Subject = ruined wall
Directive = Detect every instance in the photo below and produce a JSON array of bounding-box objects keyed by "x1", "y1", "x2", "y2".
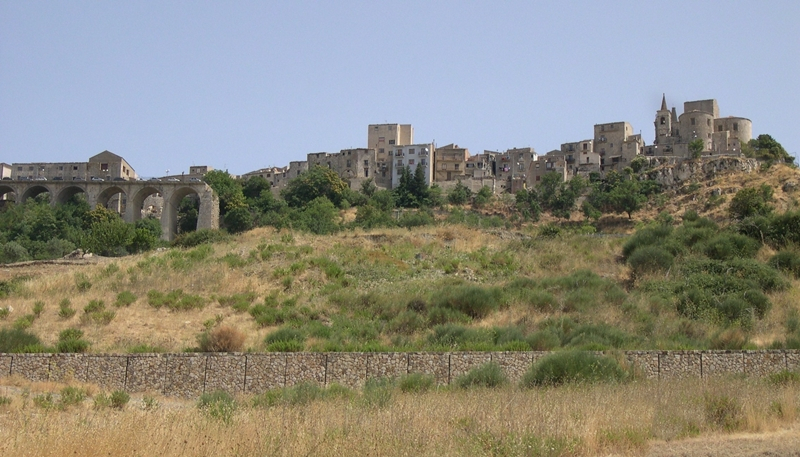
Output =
[{"x1": 0, "y1": 350, "x2": 796, "y2": 398}]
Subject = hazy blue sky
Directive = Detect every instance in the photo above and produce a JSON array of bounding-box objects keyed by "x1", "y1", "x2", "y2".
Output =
[{"x1": 2, "y1": 1, "x2": 798, "y2": 177}]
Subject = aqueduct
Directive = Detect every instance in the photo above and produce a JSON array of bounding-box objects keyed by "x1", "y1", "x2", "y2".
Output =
[{"x1": 0, "y1": 180, "x2": 219, "y2": 241}]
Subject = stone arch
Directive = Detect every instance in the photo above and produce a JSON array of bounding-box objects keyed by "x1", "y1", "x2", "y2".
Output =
[
  {"x1": 0, "y1": 184, "x2": 17, "y2": 203},
  {"x1": 127, "y1": 186, "x2": 162, "y2": 223},
  {"x1": 163, "y1": 186, "x2": 202, "y2": 240},
  {"x1": 54, "y1": 185, "x2": 87, "y2": 205},
  {"x1": 20, "y1": 184, "x2": 52, "y2": 204},
  {"x1": 96, "y1": 185, "x2": 127, "y2": 215}
]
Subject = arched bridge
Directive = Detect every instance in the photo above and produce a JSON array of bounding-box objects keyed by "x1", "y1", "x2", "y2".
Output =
[{"x1": 0, "y1": 180, "x2": 219, "y2": 241}]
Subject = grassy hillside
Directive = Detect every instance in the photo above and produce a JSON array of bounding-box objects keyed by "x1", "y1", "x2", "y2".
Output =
[{"x1": 1, "y1": 163, "x2": 800, "y2": 354}]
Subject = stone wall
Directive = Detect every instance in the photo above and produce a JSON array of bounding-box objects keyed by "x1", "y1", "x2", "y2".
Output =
[{"x1": 0, "y1": 350, "x2": 796, "y2": 398}]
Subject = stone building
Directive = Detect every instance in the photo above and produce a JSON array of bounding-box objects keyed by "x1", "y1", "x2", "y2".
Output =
[
  {"x1": 494, "y1": 147, "x2": 536, "y2": 193},
  {"x1": 434, "y1": 144, "x2": 469, "y2": 182},
  {"x1": 11, "y1": 151, "x2": 137, "y2": 182},
  {"x1": 390, "y1": 143, "x2": 434, "y2": 189},
  {"x1": 593, "y1": 122, "x2": 644, "y2": 172},
  {"x1": 369, "y1": 124, "x2": 413, "y2": 188},
  {"x1": 646, "y1": 95, "x2": 752, "y2": 157}
]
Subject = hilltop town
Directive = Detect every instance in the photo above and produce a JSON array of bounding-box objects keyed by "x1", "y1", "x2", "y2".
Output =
[{"x1": 2, "y1": 95, "x2": 755, "y2": 198}]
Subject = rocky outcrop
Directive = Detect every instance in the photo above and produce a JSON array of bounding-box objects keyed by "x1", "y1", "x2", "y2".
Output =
[{"x1": 643, "y1": 157, "x2": 759, "y2": 189}]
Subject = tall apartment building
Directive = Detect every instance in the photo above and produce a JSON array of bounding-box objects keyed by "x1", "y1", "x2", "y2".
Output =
[
  {"x1": 390, "y1": 143, "x2": 434, "y2": 189},
  {"x1": 368, "y1": 124, "x2": 413, "y2": 188}
]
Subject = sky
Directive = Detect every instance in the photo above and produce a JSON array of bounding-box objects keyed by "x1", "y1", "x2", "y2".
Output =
[{"x1": 2, "y1": 1, "x2": 799, "y2": 178}]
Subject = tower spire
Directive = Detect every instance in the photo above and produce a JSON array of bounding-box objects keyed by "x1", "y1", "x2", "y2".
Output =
[{"x1": 660, "y1": 93, "x2": 667, "y2": 111}]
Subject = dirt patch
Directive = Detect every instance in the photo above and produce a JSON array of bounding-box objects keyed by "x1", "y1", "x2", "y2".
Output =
[{"x1": 646, "y1": 427, "x2": 800, "y2": 457}]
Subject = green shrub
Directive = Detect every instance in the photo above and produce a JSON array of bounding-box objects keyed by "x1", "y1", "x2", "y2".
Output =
[
  {"x1": 13, "y1": 314, "x2": 35, "y2": 330},
  {"x1": 197, "y1": 390, "x2": 236, "y2": 423},
  {"x1": 218, "y1": 292, "x2": 257, "y2": 312},
  {"x1": 769, "y1": 251, "x2": 800, "y2": 278},
  {"x1": 520, "y1": 351, "x2": 629, "y2": 387},
  {"x1": 398, "y1": 373, "x2": 435, "y2": 393},
  {"x1": 704, "y1": 393, "x2": 742, "y2": 431},
  {"x1": 622, "y1": 224, "x2": 673, "y2": 258},
  {"x1": 697, "y1": 232, "x2": 760, "y2": 260},
  {"x1": 0, "y1": 328, "x2": 42, "y2": 352},
  {"x1": 57, "y1": 328, "x2": 90, "y2": 353},
  {"x1": 32, "y1": 301, "x2": 45, "y2": 317},
  {"x1": 627, "y1": 245, "x2": 674, "y2": 275},
  {"x1": 59, "y1": 386, "x2": 88, "y2": 407},
  {"x1": 147, "y1": 289, "x2": 205, "y2": 311},
  {"x1": 265, "y1": 327, "x2": 305, "y2": 350},
  {"x1": 0, "y1": 307, "x2": 8, "y2": 320},
  {"x1": 110, "y1": 390, "x2": 130, "y2": 409},
  {"x1": 525, "y1": 330, "x2": 561, "y2": 351},
  {"x1": 428, "y1": 324, "x2": 492, "y2": 349},
  {"x1": 114, "y1": 291, "x2": 137, "y2": 307},
  {"x1": 83, "y1": 299, "x2": 105, "y2": 314},
  {"x1": 74, "y1": 273, "x2": 92, "y2": 292},
  {"x1": 58, "y1": 299, "x2": 76, "y2": 319},
  {"x1": 426, "y1": 306, "x2": 470, "y2": 325},
  {"x1": 432, "y1": 284, "x2": 504, "y2": 319},
  {"x1": 768, "y1": 370, "x2": 800, "y2": 385},
  {"x1": 454, "y1": 362, "x2": 507, "y2": 389},
  {"x1": 173, "y1": 229, "x2": 232, "y2": 248},
  {"x1": 360, "y1": 377, "x2": 394, "y2": 408}
]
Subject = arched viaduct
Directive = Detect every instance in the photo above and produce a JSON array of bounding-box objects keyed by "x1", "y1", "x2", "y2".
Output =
[{"x1": 0, "y1": 180, "x2": 219, "y2": 241}]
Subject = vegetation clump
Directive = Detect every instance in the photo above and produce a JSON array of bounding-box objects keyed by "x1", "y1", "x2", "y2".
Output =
[{"x1": 520, "y1": 351, "x2": 629, "y2": 387}]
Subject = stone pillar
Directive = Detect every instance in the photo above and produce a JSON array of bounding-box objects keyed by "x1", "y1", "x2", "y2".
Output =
[{"x1": 197, "y1": 185, "x2": 220, "y2": 232}]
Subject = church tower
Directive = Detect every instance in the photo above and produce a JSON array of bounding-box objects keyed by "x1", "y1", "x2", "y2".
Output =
[{"x1": 654, "y1": 94, "x2": 673, "y2": 143}]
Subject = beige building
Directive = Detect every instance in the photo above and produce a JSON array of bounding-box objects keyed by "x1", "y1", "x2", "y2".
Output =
[
  {"x1": 368, "y1": 124, "x2": 413, "y2": 188},
  {"x1": 647, "y1": 95, "x2": 752, "y2": 157},
  {"x1": 11, "y1": 150, "x2": 137, "y2": 181},
  {"x1": 593, "y1": 122, "x2": 643, "y2": 171},
  {"x1": 434, "y1": 144, "x2": 469, "y2": 182}
]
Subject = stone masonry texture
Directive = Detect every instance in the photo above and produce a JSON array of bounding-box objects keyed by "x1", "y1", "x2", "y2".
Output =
[{"x1": 0, "y1": 350, "x2": 798, "y2": 399}]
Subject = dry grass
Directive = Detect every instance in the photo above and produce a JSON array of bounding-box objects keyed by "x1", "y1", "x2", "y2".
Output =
[{"x1": 0, "y1": 376, "x2": 798, "y2": 456}]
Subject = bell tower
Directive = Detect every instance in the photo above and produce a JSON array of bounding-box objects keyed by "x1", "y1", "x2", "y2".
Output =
[{"x1": 654, "y1": 93, "x2": 672, "y2": 143}]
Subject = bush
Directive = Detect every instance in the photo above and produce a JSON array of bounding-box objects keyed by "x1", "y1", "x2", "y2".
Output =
[
  {"x1": 520, "y1": 351, "x2": 629, "y2": 387},
  {"x1": 57, "y1": 328, "x2": 90, "y2": 353},
  {"x1": 0, "y1": 241, "x2": 31, "y2": 264},
  {"x1": 114, "y1": 291, "x2": 137, "y2": 307},
  {"x1": 454, "y1": 362, "x2": 507, "y2": 389},
  {"x1": 704, "y1": 393, "x2": 742, "y2": 431},
  {"x1": 59, "y1": 386, "x2": 87, "y2": 408},
  {"x1": 769, "y1": 251, "x2": 800, "y2": 278},
  {"x1": 197, "y1": 325, "x2": 246, "y2": 352},
  {"x1": 0, "y1": 328, "x2": 41, "y2": 352},
  {"x1": 110, "y1": 390, "x2": 130, "y2": 409},
  {"x1": 697, "y1": 232, "x2": 760, "y2": 260},
  {"x1": 622, "y1": 224, "x2": 673, "y2": 259},
  {"x1": 360, "y1": 377, "x2": 394, "y2": 408},
  {"x1": 58, "y1": 299, "x2": 76, "y2": 319},
  {"x1": 265, "y1": 327, "x2": 305, "y2": 346},
  {"x1": 627, "y1": 245, "x2": 674, "y2": 275},
  {"x1": 197, "y1": 390, "x2": 236, "y2": 423},
  {"x1": 398, "y1": 373, "x2": 435, "y2": 393},
  {"x1": 432, "y1": 284, "x2": 504, "y2": 319},
  {"x1": 147, "y1": 289, "x2": 206, "y2": 311},
  {"x1": 526, "y1": 330, "x2": 562, "y2": 351}
]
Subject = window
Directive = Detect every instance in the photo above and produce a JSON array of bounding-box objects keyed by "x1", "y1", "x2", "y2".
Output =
[
  {"x1": 707, "y1": 119, "x2": 711, "y2": 126},
  {"x1": 17, "y1": 166, "x2": 21, "y2": 171},
  {"x1": 101, "y1": 163, "x2": 109, "y2": 171},
  {"x1": 59, "y1": 166, "x2": 64, "y2": 171},
  {"x1": 389, "y1": 139, "x2": 395, "y2": 145},
  {"x1": 454, "y1": 164, "x2": 460, "y2": 170},
  {"x1": 441, "y1": 163, "x2": 446, "y2": 169},
  {"x1": 708, "y1": 133, "x2": 711, "y2": 139},
  {"x1": 408, "y1": 159, "x2": 415, "y2": 165},
  {"x1": 346, "y1": 160, "x2": 351, "y2": 167},
  {"x1": 409, "y1": 149, "x2": 415, "y2": 154},
  {"x1": 396, "y1": 160, "x2": 403, "y2": 166},
  {"x1": 660, "y1": 116, "x2": 665, "y2": 125},
  {"x1": 28, "y1": 166, "x2": 33, "y2": 171},
  {"x1": 583, "y1": 143, "x2": 588, "y2": 150},
  {"x1": 364, "y1": 160, "x2": 369, "y2": 167},
  {"x1": 379, "y1": 148, "x2": 384, "y2": 154},
  {"x1": 73, "y1": 166, "x2": 78, "y2": 170},
  {"x1": 718, "y1": 125, "x2": 723, "y2": 131},
  {"x1": 691, "y1": 118, "x2": 696, "y2": 125},
  {"x1": 733, "y1": 123, "x2": 738, "y2": 131}
]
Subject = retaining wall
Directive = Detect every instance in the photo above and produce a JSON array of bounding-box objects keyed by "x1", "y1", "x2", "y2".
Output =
[{"x1": 0, "y1": 350, "x2": 797, "y2": 398}]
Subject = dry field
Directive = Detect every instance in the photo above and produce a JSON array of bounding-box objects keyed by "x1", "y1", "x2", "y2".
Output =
[{"x1": 0, "y1": 376, "x2": 798, "y2": 456}]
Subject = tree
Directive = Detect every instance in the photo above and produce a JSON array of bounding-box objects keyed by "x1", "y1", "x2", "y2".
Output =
[
  {"x1": 742, "y1": 134, "x2": 792, "y2": 163},
  {"x1": 448, "y1": 180, "x2": 472, "y2": 205},
  {"x1": 281, "y1": 165, "x2": 349, "y2": 208},
  {"x1": 242, "y1": 176, "x2": 271, "y2": 202},
  {"x1": 537, "y1": 173, "x2": 585, "y2": 219},
  {"x1": 689, "y1": 139, "x2": 705, "y2": 159},
  {"x1": 474, "y1": 186, "x2": 493, "y2": 208},
  {"x1": 608, "y1": 179, "x2": 647, "y2": 219},
  {"x1": 729, "y1": 185, "x2": 773, "y2": 220},
  {"x1": 515, "y1": 188, "x2": 541, "y2": 221},
  {"x1": 359, "y1": 178, "x2": 377, "y2": 198},
  {"x1": 177, "y1": 196, "x2": 199, "y2": 234},
  {"x1": 203, "y1": 170, "x2": 245, "y2": 216}
]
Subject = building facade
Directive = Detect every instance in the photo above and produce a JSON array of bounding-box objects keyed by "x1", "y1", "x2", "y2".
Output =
[{"x1": 390, "y1": 143, "x2": 434, "y2": 189}]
